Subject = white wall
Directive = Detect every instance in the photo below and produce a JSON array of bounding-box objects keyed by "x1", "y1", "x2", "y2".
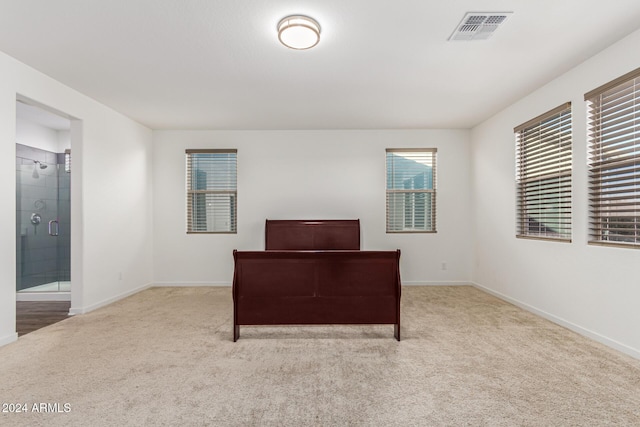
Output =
[
  {"x1": 470, "y1": 28, "x2": 640, "y2": 358},
  {"x1": 153, "y1": 130, "x2": 472, "y2": 286},
  {"x1": 16, "y1": 118, "x2": 62, "y2": 153},
  {"x1": 0, "y1": 51, "x2": 154, "y2": 346},
  {"x1": 58, "y1": 130, "x2": 71, "y2": 151}
]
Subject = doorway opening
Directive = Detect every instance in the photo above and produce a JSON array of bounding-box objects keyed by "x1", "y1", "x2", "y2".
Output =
[{"x1": 15, "y1": 99, "x2": 72, "y2": 312}]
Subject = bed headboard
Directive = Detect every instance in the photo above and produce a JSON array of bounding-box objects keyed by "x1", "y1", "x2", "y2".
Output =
[{"x1": 265, "y1": 219, "x2": 360, "y2": 250}]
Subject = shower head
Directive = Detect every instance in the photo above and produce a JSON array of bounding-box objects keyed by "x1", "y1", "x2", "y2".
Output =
[
  {"x1": 31, "y1": 160, "x2": 47, "y2": 179},
  {"x1": 34, "y1": 160, "x2": 47, "y2": 170}
]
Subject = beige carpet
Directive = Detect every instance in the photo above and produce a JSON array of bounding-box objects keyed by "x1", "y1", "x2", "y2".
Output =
[{"x1": 0, "y1": 286, "x2": 639, "y2": 426}]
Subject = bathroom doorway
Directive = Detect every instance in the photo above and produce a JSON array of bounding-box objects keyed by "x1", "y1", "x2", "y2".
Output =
[{"x1": 15, "y1": 99, "x2": 72, "y2": 303}]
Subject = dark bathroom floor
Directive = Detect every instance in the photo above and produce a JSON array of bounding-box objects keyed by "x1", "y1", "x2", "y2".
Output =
[{"x1": 16, "y1": 301, "x2": 71, "y2": 336}]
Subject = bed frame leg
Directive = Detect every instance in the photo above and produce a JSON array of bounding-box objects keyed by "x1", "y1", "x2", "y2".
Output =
[
  {"x1": 233, "y1": 324, "x2": 239, "y2": 342},
  {"x1": 394, "y1": 324, "x2": 400, "y2": 341}
]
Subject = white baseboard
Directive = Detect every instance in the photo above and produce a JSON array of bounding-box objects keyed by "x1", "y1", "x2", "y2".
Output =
[
  {"x1": 69, "y1": 282, "x2": 153, "y2": 315},
  {"x1": 471, "y1": 281, "x2": 640, "y2": 360},
  {"x1": 152, "y1": 281, "x2": 231, "y2": 287},
  {"x1": 402, "y1": 281, "x2": 470, "y2": 286},
  {"x1": 0, "y1": 332, "x2": 18, "y2": 347},
  {"x1": 16, "y1": 292, "x2": 71, "y2": 302},
  {"x1": 152, "y1": 281, "x2": 468, "y2": 287}
]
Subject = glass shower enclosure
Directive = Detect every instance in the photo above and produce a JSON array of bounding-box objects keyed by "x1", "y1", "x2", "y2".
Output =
[{"x1": 16, "y1": 144, "x2": 71, "y2": 293}]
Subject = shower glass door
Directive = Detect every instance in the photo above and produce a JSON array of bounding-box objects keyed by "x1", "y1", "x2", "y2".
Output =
[{"x1": 16, "y1": 145, "x2": 71, "y2": 293}]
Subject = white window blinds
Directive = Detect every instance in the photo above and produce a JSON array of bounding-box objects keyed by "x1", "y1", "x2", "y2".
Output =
[
  {"x1": 515, "y1": 103, "x2": 572, "y2": 241},
  {"x1": 186, "y1": 149, "x2": 237, "y2": 233},
  {"x1": 585, "y1": 67, "x2": 640, "y2": 248},
  {"x1": 386, "y1": 149, "x2": 436, "y2": 233}
]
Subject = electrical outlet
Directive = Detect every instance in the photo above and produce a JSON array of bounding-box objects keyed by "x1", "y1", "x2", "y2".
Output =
[
  {"x1": 118, "y1": 272, "x2": 123, "y2": 280},
  {"x1": 441, "y1": 262, "x2": 447, "y2": 271}
]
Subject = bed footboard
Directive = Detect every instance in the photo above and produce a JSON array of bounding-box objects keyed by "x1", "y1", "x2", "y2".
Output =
[{"x1": 232, "y1": 250, "x2": 401, "y2": 341}]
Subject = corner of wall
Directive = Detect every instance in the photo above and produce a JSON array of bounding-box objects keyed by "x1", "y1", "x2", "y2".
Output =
[{"x1": 0, "y1": 332, "x2": 18, "y2": 348}]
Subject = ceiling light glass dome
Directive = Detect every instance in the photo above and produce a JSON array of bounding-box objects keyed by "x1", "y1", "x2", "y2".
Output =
[{"x1": 278, "y1": 15, "x2": 321, "y2": 50}]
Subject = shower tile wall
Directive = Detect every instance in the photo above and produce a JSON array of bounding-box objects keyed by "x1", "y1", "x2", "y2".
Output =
[{"x1": 16, "y1": 144, "x2": 70, "y2": 291}]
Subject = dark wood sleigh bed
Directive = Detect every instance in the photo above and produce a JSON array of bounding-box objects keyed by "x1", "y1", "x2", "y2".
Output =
[{"x1": 232, "y1": 220, "x2": 401, "y2": 341}]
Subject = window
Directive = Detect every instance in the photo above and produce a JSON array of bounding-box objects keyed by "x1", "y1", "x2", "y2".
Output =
[
  {"x1": 515, "y1": 103, "x2": 572, "y2": 241},
  {"x1": 185, "y1": 149, "x2": 237, "y2": 233},
  {"x1": 386, "y1": 149, "x2": 436, "y2": 233},
  {"x1": 585, "y1": 67, "x2": 640, "y2": 248},
  {"x1": 64, "y1": 149, "x2": 71, "y2": 173}
]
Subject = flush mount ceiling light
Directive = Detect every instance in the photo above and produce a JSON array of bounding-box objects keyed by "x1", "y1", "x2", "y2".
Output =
[{"x1": 277, "y1": 15, "x2": 321, "y2": 50}]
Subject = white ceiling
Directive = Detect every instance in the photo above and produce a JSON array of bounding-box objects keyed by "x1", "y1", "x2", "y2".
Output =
[{"x1": 2, "y1": 0, "x2": 640, "y2": 130}]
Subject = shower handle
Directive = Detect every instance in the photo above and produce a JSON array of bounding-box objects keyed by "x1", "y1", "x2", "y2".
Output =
[{"x1": 48, "y1": 220, "x2": 59, "y2": 236}]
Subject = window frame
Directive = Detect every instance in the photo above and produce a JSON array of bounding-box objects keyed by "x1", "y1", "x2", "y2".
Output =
[
  {"x1": 585, "y1": 67, "x2": 640, "y2": 249},
  {"x1": 385, "y1": 148, "x2": 437, "y2": 234},
  {"x1": 185, "y1": 149, "x2": 238, "y2": 234},
  {"x1": 514, "y1": 102, "x2": 573, "y2": 242}
]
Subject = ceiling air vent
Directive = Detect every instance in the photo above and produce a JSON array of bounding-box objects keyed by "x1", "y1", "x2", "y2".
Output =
[{"x1": 449, "y1": 12, "x2": 513, "y2": 41}]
